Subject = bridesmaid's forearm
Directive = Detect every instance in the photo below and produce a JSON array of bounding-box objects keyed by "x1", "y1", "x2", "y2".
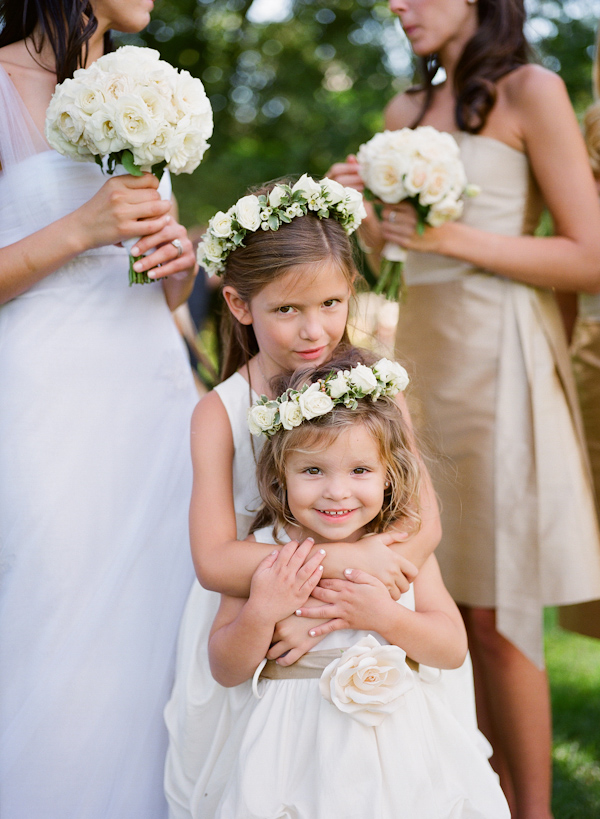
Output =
[{"x1": 438, "y1": 222, "x2": 600, "y2": 293}]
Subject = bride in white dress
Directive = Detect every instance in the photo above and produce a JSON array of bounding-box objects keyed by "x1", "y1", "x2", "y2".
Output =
[{"x1": 0, "y1": 2, "x2": 198, "y2": 817}]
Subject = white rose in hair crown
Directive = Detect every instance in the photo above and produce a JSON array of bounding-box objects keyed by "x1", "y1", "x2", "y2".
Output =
[
  {"x1": 45, "y1": 46, "x2": 213, "y2": 285},
  {"x1": 247, "y1": 358, "x2": 409, "y2": 439},
  {"x1": 357, "y1": 126, "x2": 479, "y2": 301},
  {"x1": 197, "y1": 174, "x2": 367, "y2": 279}
]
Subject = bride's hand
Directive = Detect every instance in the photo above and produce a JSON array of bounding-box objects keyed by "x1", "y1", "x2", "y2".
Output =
[
  {"x1": 73, "y1": 173, "x2": 171, "y2": 252},
  {"x1": 128, "y1": 220, "x2": 196, "y2": 281}
]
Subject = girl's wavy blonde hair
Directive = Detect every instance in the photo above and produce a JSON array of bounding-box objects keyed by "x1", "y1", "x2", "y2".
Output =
[{"x1": 250, "y1": 348, "x2": 422, "y2": 542}]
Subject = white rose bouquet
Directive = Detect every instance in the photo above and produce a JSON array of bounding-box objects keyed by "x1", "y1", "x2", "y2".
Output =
[
  {"x1": 45, "y1": 45, "x2": 213, "y2": 284},
  {"x1": 357, "y1": 126, "x2": 479, "y2": 301}
]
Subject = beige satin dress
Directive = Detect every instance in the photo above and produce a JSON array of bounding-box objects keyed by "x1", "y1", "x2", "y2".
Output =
[{"x1": 395, "y1": 133, "x2": 600, "y2": 667}]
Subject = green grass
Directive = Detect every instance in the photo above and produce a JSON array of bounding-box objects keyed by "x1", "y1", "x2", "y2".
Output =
[{"x1": 546, "y1": 609, "x2": 600, "y2": 817}]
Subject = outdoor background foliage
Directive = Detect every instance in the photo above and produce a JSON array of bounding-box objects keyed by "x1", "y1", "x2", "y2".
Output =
[{"x1": 118, "y1": 0, "x2": 600, "y2": 228}]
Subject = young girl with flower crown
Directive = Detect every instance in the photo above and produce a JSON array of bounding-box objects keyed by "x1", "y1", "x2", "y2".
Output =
[
  {"x1": 205, "y1": 350, "x2": 510, "y2": 818},
  {"x1": 164, "y1": 177, "x2": 481, "y2": 817}
]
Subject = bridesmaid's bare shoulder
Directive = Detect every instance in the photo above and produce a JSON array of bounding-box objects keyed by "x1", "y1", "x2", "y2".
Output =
[{"x1": 384, "y1": 89, "x2": 425, "y2": 131}]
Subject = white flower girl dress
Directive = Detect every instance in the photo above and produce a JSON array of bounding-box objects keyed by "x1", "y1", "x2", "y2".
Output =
[{"x1": 0, "y1": 64, "x2": 196, "y2": 818}]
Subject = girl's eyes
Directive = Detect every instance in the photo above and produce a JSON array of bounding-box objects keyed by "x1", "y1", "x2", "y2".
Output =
[
  {"x1": 276, "y1": 305, "x2": 295, "y2": 314},
  {"x1": 322, "y1": 298, "x2": 340, "y2": 308},
  {"x1": 352, "y1": 467, "x2": 370, "y2": 475},
  {"x1": 304, "y1": 467, "x2": 321, "y2": 475}
]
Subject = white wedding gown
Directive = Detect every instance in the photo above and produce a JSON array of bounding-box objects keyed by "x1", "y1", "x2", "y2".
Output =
[{"x1": 0, "y1": 65, "x2": 197, "y2": 818}]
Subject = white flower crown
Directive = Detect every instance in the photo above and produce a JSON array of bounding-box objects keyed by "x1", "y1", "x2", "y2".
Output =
[
  {"x1": 197, "y1": 174, "x2": 367, "y2": 278},
  {"x1": 248, "y1": 358, "x2": 409, "y2": 438}
]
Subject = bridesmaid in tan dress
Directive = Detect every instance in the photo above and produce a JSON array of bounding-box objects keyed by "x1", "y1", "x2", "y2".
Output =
[{"x1": 329, "y1": 2, "x2": 600, "y2": 818}]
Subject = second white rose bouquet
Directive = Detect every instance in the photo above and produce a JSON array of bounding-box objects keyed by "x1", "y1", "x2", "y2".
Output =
[
  {"x1": 45, "y1": 45, "x2": 213, "y2": 284},
  {"x1": 357, "y1": 126, "x2": 478, "y2": 301}
]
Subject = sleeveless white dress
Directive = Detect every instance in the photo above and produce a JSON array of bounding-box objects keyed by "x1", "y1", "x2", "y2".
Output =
[
  {"x1": 0, "y1": 65, "x2": 197, "y2": 818},
  {"x1": 208, "y1": 527, "x2": 510, "y2": 819},
  {"x1": 165, "y1": 372, "x2": 490, "y2": 818}
]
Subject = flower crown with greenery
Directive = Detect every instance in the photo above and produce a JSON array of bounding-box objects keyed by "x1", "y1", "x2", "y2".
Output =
[
  {"x1": 247, "y1": 358, "x2": 409, "y2": 438},
  {"x1": 197, "y1": 174, "x2": 367, "y2": 278}
]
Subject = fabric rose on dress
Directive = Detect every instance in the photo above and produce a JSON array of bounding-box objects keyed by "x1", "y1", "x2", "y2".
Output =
[{"x1": 319, "y1": 635, "x2": 414, "y2": 726}]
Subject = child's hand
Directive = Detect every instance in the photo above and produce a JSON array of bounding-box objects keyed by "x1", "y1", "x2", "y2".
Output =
[
  {"x1": 267, "y1": 597, "x2": 332, "y2": 666},
  {"x1": 356, "y1": 531, "x2": 418, "y2": 600},
  {"x1": 249, "y1": 538, "x2": 325, "y2": 625},
  {"x1": 295, "y1": 569, "x2": 397, "y2": 637}
]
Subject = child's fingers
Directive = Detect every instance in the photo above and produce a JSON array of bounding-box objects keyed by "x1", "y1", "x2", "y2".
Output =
[
  {"x1": 296, "y1": 547, "x2": 325, "y2": 584},
  {"x1": 307, "y1": 618, "x2": 347, "y2": 639},
  {"x1": 306, "y1": 586, "x2": 338, "y2": 604},
  {"x1": 300, "y1": 562, "x2": 325, "y2": 596},
  {"x1": 342, "y1": 568, "x2": 380, "y2": 585},
  {"x1": 256, "y1": 550, "x2": 279, "y2": 572},
  {"x1": 316, "y1": 578, "x2": 347, "y2": 592},
  {"x1": 286, "y1": 537, "x2": 315, "y2": 572},
  {"x1": 295, "y1": 602, "x2": 336, "y2": 619},
  {"x1": 276, "y1": 539, "x2": 300, "y2": 567}
]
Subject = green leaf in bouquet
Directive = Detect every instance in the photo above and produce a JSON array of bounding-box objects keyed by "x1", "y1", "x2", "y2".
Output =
[
  {"x1": 121, "y1": 149, "x2": 143, "y2": 177},
  {"x1": 269, "y1": 214, "x2": 281, "y2": 229}
]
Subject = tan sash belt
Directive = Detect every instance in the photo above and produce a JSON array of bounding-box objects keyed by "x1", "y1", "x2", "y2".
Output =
[{"x1": 259, "y1": 649, "x2": 419, "y2": 681}]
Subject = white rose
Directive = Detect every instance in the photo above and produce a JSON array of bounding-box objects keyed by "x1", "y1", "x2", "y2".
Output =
[
  {"x1": 279, "y1": 399, "x2": 304, "y2": 430},
  {"x1": 248, "y1": 403, "x2": 278, "y2": 436},
  {"x1": 362, "y1": 156, "x2": 407, "y2": 204},
  {"x1": 292, "y1": 173, "x2": 322, "y2": 201},
  {"x1": 87, "y1": 107, "x2": 126, "y2": 155},
  {"x1": 200, "y1": 233, "x2": 225, "y2": 264},
  {"x1": 235, "y1": 195, "x2": 262, "y2": 231},
  {"x1": 173, "y1": 71, "x2": 212, "y2": 123},
  {"x1": 403, "y1": 160, "x2": 430, "y2": 196},
  {"x1": 419, "y1": 163, "x2": 454, "y2": 205},
  {"x1": 55, "y1": 105, "x2": 86, "y2": 145},
  {"x1": 137, "y1": 82, "x2": 170, "y2": 121},
  {"x1": 112, "y1": 93, "x2": 158, "y2": 148},
  {"x1": 73, "y1": 79, "x2": 106, "y2": 117},
  {"x1": 210, "y1": 211, "x2": 233, "y2": 238},
  {"x1": 348, "y1": 363, "x2": 378, "y2": 394},
  {"x1": 269, "y1": 185, "x2": 288, "y2": 208},
  {"x1": 326, "y1": 371, "x2": 349, "y2": 399},
  {"x1": 299, "y1": 383, "x2": 334, "y2": 419},
  {"x1": 320, "y1": 177, "x2": 346, "y2": 205},
  {"x1": 165, "y1": 126, "x2": 209, "y2": 174},
  {"x1": 373, "y1": 359, "x2": 410, "y2": 392},
  {"x1": 427, "y1": 195, "x2": 464, "y2": 227},
  {"x1": 319, "y1": 635, "x2": 414, "y2": 726},
  {"x1": 344, "y1": 187, "x2": 367, "y2": 221},
  {"x1": 103, "y1": 72, "x2": 135, "y2": 101},
  {"x1": 415, "y1": 126, "x2": 460, "y2": 162}
]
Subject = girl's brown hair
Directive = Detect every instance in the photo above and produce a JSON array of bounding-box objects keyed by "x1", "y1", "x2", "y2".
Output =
[
  {"x1": 410, "y1": 0, "x2": 531, "y2": 133},
  {"x1": 218, "y1": 180, "x2": 358, "y2": 382},
  {"x1": 250, "y1": 349, "x2": 422, "y2": 541},
  {"x1": 584, "y1": 101, "x2": 600, "y2": 176}
]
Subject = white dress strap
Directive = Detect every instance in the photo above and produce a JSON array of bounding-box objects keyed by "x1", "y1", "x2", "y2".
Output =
[{"x1": 0, "y1": 63, "x2": 48, "y2": 170}]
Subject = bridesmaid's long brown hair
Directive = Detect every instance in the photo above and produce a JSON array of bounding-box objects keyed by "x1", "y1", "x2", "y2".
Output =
[{"x1": 410, "y1": 0, "x2": 531, "y2": 133}]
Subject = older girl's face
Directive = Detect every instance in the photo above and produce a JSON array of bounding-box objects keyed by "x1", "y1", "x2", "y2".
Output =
[
  {"x1": 389, "y1": 0, "x2": 478, "y2": 58},
  {"x1": 92, "y1": 0, "x2": 154, "y2": 34}
]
